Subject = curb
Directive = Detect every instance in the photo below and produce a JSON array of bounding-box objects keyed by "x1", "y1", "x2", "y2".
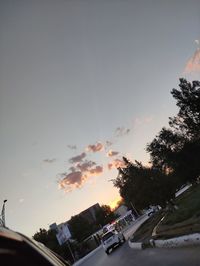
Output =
[
  {"x1": 73, "y1": 245, "x2": 102, "y2": 266},
  {"x1": 151, "y1": 233, "x2": 200, "y2": 248},
  {"x1": 128, "y1": 239, "x2": 143, "y2": 250}
]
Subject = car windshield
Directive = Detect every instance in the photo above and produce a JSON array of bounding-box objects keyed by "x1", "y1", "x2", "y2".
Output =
[
  {"x1": 102, "y1": 232, "x2": 114, "y2": 242},
  {"x1": 1, "y1": 1, "x2": 200, "y2": 266}
]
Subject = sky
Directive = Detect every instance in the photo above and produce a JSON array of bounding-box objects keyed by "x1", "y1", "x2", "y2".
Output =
[{"x1": 0, "y1": 0, "x2": 200, "y2": 237}]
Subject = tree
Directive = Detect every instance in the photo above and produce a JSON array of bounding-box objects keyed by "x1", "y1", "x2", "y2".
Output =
[
  {"x1": 95, "y1": 205, "x2": 117, "y2": 227},
  {"x1": 68, "y1": 215, "x2": 94, "y2": 242},
  {"x1": 146, "y1": 128, "x2": 185, "y2": 172},
  {"x1": 169, "y1": 78, "x2": 200, "y2": 140},
  {"x1": 147, "y1": 78, "x2": 200, "y2": 185},
  {"x1": 33, "y1": 228, "x2": 73, "y2": 262},
  {"x1": 112, "y1": 157, "x2": 176, "y2": 210}
]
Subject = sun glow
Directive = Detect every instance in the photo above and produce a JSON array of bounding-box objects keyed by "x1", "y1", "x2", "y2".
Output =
[{"x1": 109, "y1": 195, "x2": 122, "y2": 210}]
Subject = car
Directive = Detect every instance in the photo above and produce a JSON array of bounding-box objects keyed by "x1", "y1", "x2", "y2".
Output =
[
  {"x1": 101, "y1": 230, "x2": 125, "y2": 255},
  {"x1": 0, "y1": 227, "x2": 71, "y2": 266}
]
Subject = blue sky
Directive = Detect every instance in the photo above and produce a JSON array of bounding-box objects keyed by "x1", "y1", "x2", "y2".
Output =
[{"x1": 0, "y1": 0, "x2": 200, "y2": 237}]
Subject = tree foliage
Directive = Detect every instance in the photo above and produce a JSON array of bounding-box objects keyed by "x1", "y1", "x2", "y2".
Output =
[
  {"x1": 95, "y1": 205, "x2": 117, "y2": 227},
  {"x1": 33, "y1": 228, "x2": 73, "y2": 262},
  {"x1": 169, "y1": 79, "x2": 200, "y2": 139},
  {"x1": 68, "y1": 215, "x2": 94, "y2": 242},
  {"x1": 113, "y1": 157, "x2": 176, "y2": 210}
]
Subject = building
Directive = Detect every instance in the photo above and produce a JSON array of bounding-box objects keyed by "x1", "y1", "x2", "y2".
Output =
[
  {"x1": 79, "y1": 203, "x2": 101, "y2": 224},
  {"x1": 49, "y1": 203, "x2": 102, "y2": 232},
  {"x1": 114, "y1": 205, "x2": 128, "y2": 217}
]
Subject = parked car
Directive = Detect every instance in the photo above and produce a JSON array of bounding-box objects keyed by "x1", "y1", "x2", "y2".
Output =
[{"x1": 101, "y1": 230, "x2": 125, "y2": 255}]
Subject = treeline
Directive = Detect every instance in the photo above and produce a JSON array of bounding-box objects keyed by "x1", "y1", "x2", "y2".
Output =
[{"x1": 113, "y1": 78, "x2": 200, "y2": 211}]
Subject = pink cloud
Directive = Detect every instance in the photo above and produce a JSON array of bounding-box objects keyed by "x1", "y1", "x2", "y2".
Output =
[
  {"x1": 107, "y1": 150, "x2": 119, "y2": 157},
  {"x1": 76, "y1": 161, "x2": 96, "y2": 172},
  {"x1": 184, "y1": 48, "x2": 200, "y2": 74},
  {"x1": 108, "y1": 159, "x2": 125, "y2": 170},
  {"x1": 59, "y1": 162, "x2": 103, "y2": 192},
  {"x1": 69, "y1": 152, "x2": 86, "y2": 164},
  {"x1": 88, "y1": 165, "x2": 103, "y2": 175},
  {"x1": 58, "y1": 171, "x2": 86, "y2": 192},
  {"x1": 86, "y1": 142, "x2": 104, "y2": 152}
]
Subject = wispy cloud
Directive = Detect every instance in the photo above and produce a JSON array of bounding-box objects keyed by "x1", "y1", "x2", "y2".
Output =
[
  {"x1": 105, "y1": 140, "x2": 113, "y2": 148},
  {"x1": 69, "y1": 152, "x2": 86, "y2": 164},
  {"x1": 115, "y1": 127, "x2": 130, "y2": 137},
  {"x1": 107, "y1": 150, "x2": 119, "y2": 157},
  {"x1": 43, "y1": 158, "x2": 56, "y2": 163},
  {"x1": 86, "y1": 142, "x2": 104, "y2": 153},
  {"x1": 184, "y1": 42, "x2": 200, "y2": 74},
  {"x1": 108, "y1": 159, "x2": 125, "y2": 170},
  {"x1": 67, "y1": 145, "x2": 77, "y2": 150}
]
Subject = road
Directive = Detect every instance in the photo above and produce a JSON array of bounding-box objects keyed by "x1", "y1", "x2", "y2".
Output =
[{"x1": 76, "y1": 242, "x2": 200, "y2": 266}]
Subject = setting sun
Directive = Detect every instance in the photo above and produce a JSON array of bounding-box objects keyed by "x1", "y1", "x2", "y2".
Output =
[{"x1": 109, "y1": 195, "x2": 122, "y2": 210}]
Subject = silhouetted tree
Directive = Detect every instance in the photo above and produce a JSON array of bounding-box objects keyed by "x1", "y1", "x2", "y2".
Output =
[
  {"x1": 112, "y1": 157, "x2": 176, "y2": 210},
  {"x1": 147, "y1": 78, "x2": 200, "y2": 185},
  {"x1": 95, "y1": 205, "x2": 117, "y2": 227}
]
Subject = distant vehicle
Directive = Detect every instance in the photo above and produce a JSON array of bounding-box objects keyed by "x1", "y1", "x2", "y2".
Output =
[
  {"x1": 101, "y1": 230, "x2": 125, "y2": 255},
  {"x1": 0, "y1": 227, "x2": 71, "y2": 266},
  {"x1": 145, "y1": 205, "x2": 160, "y2": 216}
]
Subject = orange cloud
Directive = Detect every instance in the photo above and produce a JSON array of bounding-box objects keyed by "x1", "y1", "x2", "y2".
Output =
[
  {"x1": 107, "y1": 150, "x2": 119, "y2": 157},
  {"x1": 108, "y1": 159, "x2": 125, "y2": 170},
  {"x1": 86, "y1": 142, "x2": 104, "y2": 152},
  {"x1": 184, "y1": 48, "x2": 200, "y2": 74}
]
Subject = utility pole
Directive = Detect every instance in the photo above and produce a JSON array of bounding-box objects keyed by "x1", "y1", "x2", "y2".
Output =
[
  {"x1": 0, "y1": 200, "x2": 7, "y2": 227},
  {"x1": 130, "y1": 201, "x2": 139, "y2": 218}
]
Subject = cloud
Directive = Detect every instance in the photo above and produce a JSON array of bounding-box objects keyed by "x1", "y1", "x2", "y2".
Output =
[
  {"x1": 76, "y1": 160, "x2": 96, "y2": 172},
  {"x1": 115, "y1": 127, "x2": 130, "y2": 137},
  {"x1": 58, "y1": 171, "x2": 85, "y2": 192},
  {"x1": 69, "y1": 152, "x2": 86, "y2": 164},
  {"x1": 43, "y1": 158, "x2": 56, "y2": 163},
  {"x1": 67, "y1": 145, "x2": 77, "y2": 150},
  {"x1": 108, "y1": 159, "x2": 125, "y2": 170},
  {"x1": 105, "y1": 140, "x2": 113, "y2": 147},
  {"x1": 86, "y1": 142, "x2": 104, "y2": 152},
  {"x1": 107, "y1": 150, "x2": 119, "y2": 157},
  {"x1": 88, "y1": 165, "x2": 103, "y2": 175},
  {"x1": 184, "y1": 47, "x2": 200, "y2": 74},
  {"x1": 58, "y1": 164, "x2": 103, "y2": 192}
]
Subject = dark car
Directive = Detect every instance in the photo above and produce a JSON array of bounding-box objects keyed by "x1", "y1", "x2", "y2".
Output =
[{"x1": 0, "y1": 227, "x2": 71, "y2": 266}]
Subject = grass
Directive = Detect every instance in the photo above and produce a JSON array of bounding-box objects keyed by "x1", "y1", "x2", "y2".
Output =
[
  {"x1": 131, "y1": 184, "x2": 200, "y2": 242},
  {"x1": 155, "y1": 184, "x2": 200, "y2": 239},
  {"x1": 130, "y1": 211, "x2": 164, "y2": 242}
]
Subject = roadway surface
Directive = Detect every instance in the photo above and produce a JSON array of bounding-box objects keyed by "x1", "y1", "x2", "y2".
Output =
[{"x1": 77, "y1": 242, "x2": 200, "y2": 266}]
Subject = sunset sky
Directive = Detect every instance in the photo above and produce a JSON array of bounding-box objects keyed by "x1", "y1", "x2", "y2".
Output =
[{"x1": 0, "y1": 0, "x2": 200, "y2": 237}]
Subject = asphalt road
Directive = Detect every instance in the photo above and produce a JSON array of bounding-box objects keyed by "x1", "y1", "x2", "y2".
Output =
[{"x1": 76, "y1": 242, "x2": 200, "y2": 266}]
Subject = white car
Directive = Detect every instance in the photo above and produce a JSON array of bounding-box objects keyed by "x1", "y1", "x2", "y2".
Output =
[{"x1": 101, "y1": 230, "x2": 125, "y2": 254}]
